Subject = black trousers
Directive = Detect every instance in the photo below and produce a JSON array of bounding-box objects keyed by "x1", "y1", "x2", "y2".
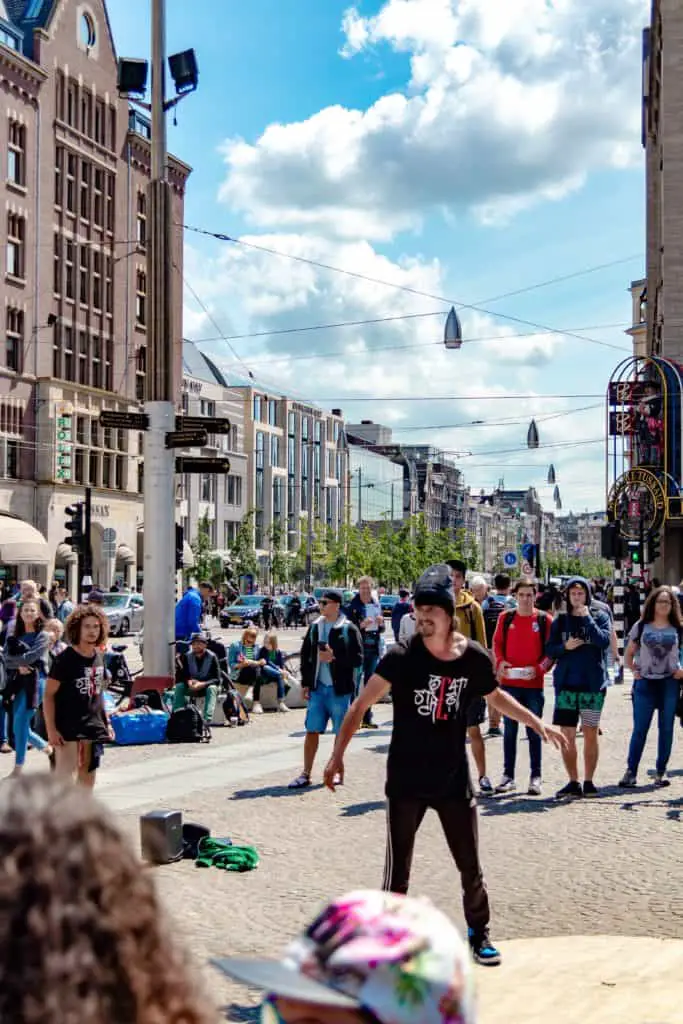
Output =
[{"x1": 383, "y1": 795, "x2": 490, "y2": 935}]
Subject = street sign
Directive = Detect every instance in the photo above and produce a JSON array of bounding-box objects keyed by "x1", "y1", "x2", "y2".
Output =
[
  {"x1": 99, "y1": 411, "x2": 149, "y2": 430},
  {"x1": 503, "y1": 551, "x2": 517, "y2": 567},
  {"x1": 175, "y1": 456, "x2": 231, "y2": 474},
  {"x1": 176, "y1": 415, "x2": 231, "y2": 434},
  {"x1": 102, "y1": 526, "x2": 117, "y2": 560},
  {"x1": 521, "y1": 561, "x2": 533, "y2": 575},
  {"x1": 165, "y1": 428, "x2": 208, "y2": 449}
]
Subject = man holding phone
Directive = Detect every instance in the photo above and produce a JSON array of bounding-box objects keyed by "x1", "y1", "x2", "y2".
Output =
[{"x1": 288, "y1": 590, "x2": 363, "y2": 789}]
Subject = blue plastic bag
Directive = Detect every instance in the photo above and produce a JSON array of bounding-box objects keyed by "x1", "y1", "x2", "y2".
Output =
[{"x1": 111, "y1": 709, "x2": 169, "y2": 745}]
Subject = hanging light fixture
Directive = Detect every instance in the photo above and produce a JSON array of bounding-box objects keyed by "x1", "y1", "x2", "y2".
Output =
[
  {"x1": 547, "y1": 464, "x2": 556, "y2": 485},
  {"x1": 553, "y1": 485, "x2": 560, "y2": 503},
  {"x1": 556, "y1": 496, "x2": 563, "y2": 510},
  {"x1": 444, "y1": 307, "x2": 463, "y2": 350},
  {"x1": 527, "y1": 419, "x2": 540, "y2": 449}
]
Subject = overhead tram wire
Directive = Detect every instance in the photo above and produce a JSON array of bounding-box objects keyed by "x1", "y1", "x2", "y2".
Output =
[{"x1": 182, "y1": 223, "x2": 636, "y2": 353}]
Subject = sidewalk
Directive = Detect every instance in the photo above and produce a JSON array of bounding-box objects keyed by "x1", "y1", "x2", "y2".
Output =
[{"x1": 477, "y1": 935, "x2": 681, "y2": 1023}]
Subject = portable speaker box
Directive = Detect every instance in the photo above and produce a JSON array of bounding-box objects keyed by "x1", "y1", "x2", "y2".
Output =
[{"x1": 140, "y1": 809, "x2": 183, "y2": 864}]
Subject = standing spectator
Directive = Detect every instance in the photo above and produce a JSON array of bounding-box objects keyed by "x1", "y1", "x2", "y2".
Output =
[
  {"x1": 4, "y1": 600, "x2": 51, "y2": 773},
  {"x1": 346, "y1": 576, "x2": 384, "y2": 729},
  {"x1": 0, "y1": 774, "x2": 212, "y2": 1024},
  {"x1": 173, "y1": 633, "x2": 221, "y2": 725},
  {"x1": 286, "y1": 592, "x2": 302, "y2": 628},
  {"x1": 619, "y1": 585, "x2": 683, "y2": 788},
  {"x1": 391, "y1": 588, "x2": 412, "y2": 642},
  {"x1": 0, "y1": 598, "x2": 16, "y2": 646},
  {"x1": 174, "y1": 581, "x2": 213, "y2": 642},
  {"x1": 469, "y1": 575, "x2": 489, "y2": 605},
  {"x1": 43, "y1": 605, "x2": 114, "y2": 787},
  {"x1": 492, "y1": 578, "x2": 552, "y2": 795},
  {"x1": 261, "y1": 593, "x2": 275, "y2": 631},
  {"x1": 546, "y1": 577, "x2": 612, "y2": 799},
  {"x1": 53, "y1": 585, "x2": 74, "y2": 624},
  {"x1": 288, "y1": 589, "x2": 362, "y2": 789},
  {"x1": 481, "y1": 573, "x2": 517, "y2": 736}
]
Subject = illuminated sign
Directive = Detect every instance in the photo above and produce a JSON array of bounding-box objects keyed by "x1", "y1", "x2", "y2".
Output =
[
  {"x1": 54, "y1": 401, "x2": 73, "y2": 483},
  {"x1": 607, "y1": 468, "x2": 666, "y2": 539}
]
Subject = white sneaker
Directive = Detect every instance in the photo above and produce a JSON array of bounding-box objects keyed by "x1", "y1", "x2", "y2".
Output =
[
  {"x1": 244, "y1": 687, "x2": 254, "y2": 703},
  {"x1": 278, "y1": 701, "x2": 290, "y2": 713},
  {"x1": 527, "y1": 776, "x2": 542, "y2": 796},
  {"x1": 495, "y1": 775, "x2": 515, "y2": 794},
  {"x1": 251, "y1": 701, "x2": 264, "y2": 715}
]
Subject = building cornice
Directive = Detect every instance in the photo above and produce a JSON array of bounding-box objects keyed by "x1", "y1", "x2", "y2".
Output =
[{"x1": 0, "y1": 40, "x2": 47, "y2": 102}]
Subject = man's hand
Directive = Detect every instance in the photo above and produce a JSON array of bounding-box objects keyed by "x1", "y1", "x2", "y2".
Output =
[
  {"x1": 47, "y1": 729, "x2": 65, "y2": 748},
  {"x1": 319, "y1": 649, "x2": 334, "y2": 664},
  {"x1": 496, "y1": 661, "x2": 511, "y2": 682},
  {"x1": 18, "y1": 665, "x2": 31, "y2": 675},
  {"x1": 302, "y1": 687, "x2": 310, "y2": 701},
  {"x1": 532, "y1": 720, "x2": 568, "y2": 750},
  {"x1": 361, "y1": 617, "x2": 374, "y2": 630},
  {"x1": 323, "y1": 754, "x2": 344, "y2": 791},
  {"x1": 575, "y1": 605, "x2": 590, "y2": 618},
  {"x1": 565, "y1": 637, "x2": 584, "y2": 650},
  {"x1": 674, "y1": 668, "x2": 683, "y2": 680},
  {"x1": 107, "y1": 724, "x2": 116, "y2": 742}
]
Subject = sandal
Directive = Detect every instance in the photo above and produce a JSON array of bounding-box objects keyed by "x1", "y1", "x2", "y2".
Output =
[{"x1": 288, "y1": 772, "x2": 311, "y2": 789}]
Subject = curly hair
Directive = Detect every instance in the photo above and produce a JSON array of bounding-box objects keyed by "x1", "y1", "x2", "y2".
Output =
[
  {"x1": 63, "y1": 604, "x2": 109, "y2": 647},
  {"x1": 0, "y1": 775, "x2": 214, "y2": 1024}
]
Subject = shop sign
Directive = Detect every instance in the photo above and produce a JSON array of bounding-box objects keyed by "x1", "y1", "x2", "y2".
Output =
[{"x1": 54, "y1": 401, "x2": 73, "y2": 483}]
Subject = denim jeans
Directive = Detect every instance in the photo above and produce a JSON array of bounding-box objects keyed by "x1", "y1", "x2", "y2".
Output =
[
  {"x1": 627, "y1": 675, "x2": 679, "y2": 775},
  {"x1": 13, "y1": 689, "x2": 47, "y2": 767},
  {"x1": 257, "y1": 664, "x2": 285, "y2": 701},
  {"x1": 173, "y1": 681, "x2": 218, "y2": 723},
  {"x1": 502, "y1": 686, "x2": 545, "y2": 779}
]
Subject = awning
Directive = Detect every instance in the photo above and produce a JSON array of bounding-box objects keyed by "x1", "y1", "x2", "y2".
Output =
[
  {"x1": 116, "y1": 544, "x2": 136, "y2": 566},
  {"x1": 0, "y1": 515, "x2": 50, "y2": 565},
  {"x1": 55, "y1": 542, "x2": 78, "y2": 565},
  {"x1": 183, "y1": 541, "x2": 195, "y2": 568}
]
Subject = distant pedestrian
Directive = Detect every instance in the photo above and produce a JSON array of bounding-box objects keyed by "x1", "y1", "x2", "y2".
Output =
[{"x1": 391, "y1": 588, "x2": 412, "y2": 642}]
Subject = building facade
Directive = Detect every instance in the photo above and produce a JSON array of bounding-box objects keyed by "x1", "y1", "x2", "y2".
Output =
[{"x1": 0, "y1": 0, "x2": 189, "y2": 594}]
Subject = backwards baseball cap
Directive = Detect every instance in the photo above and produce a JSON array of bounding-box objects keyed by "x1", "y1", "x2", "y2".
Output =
[
  {"x1": 413, "y1": 564, "x2": 456, "y2": 616},
  {"x1": 321, "y1": 589, "x2": 343, "y2": 604},
  {"x1": 213, "y1": 889, "x2": 475, "y2": 1023},
  {"x1": 446, "y1": 558, "x2": 467, "y2": 575}
]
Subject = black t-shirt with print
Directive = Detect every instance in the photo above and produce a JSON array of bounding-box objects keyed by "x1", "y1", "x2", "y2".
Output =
[
  {"x1": 376, "y1": 636, "x2": 497, "y2": 801},
  {"x1": 49, "y1": 646, "x2": 110, "y2": 742}
]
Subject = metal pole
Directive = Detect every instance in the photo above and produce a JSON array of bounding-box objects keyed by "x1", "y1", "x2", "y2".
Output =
[
  {"x1": 613, "y1": 558, "x2": 625, "y2": 662},
  {"x1": 84, "y1": 486, "x2": 92, "y2": 580},
  {"x1": 305, "y1": 442, "x2": 314, "y2": 591},
  {"x1": 358, "y1": 467, "x2": 362, "y2": 526},
  {"x1": 143, "y1": 0, "x2": 176, "y2": 684}
]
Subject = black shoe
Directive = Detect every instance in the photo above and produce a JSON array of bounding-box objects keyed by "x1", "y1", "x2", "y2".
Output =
[
  {"x1": 582, "y1": 780, "x2": 599, "y2": 798},
  {"x1": 468, "y1": 928, "x2": 501, "y2": 966},
  {"x1": 486, "y1": 726, "x2": 503, "y2": 737},
  {"x1": 555, "y1": 780, "x2": 583, "y2": 800},
  {"x1": 361, "y1": 719, "x2": 379, "y2": 730}
]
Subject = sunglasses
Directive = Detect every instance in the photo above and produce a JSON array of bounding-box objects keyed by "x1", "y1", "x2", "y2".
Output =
[{"x1": 319, "y1": 599, "x2": 329, "y2": 607}]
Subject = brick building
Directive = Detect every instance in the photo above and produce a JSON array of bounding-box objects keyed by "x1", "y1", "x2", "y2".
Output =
[{"x1": 0, "y1": 0, "x2": 189, "y2": 593}]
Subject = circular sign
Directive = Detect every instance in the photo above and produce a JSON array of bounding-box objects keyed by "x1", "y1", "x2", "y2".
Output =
[
  {"x1": 503, "y1": 552, "x2": 517, "y2": 567},
  {"x1": 607, "y1": 468, "x2": 666, "y2": 540},
  {"x1": 521, "y1": 561, "x2": 533, "y2": 575}
]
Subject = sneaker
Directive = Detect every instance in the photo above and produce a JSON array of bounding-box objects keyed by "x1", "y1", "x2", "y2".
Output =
[
  {"x1": 619, "y1": 770, "x2": 638, "y2": 788},
  {"x1": 468, "y1": 928, "x2": 501, "y2": 967},
  {"x1": 555, "y1": 780, "x2": 583, "y2": 800},
  {"x1": 479, "y1": 776, "x2": 494, "y2": 796},
  {"x1": 277, "y1": 701, "x2": 290, "y2": 713},
  {"x1": 654, "y1": 773, "x2": 671, "y2": 788},
  {"x1": 582, "y1": 780, "x2": 599, "y2": 798},
  {"x1": 361, "y1": 720, "x2": 379, "y2": 730},
  {"x1": 527, "y1": 776, "x2": 542, "y2": 796},
  {"x1": 251, "y1": 701, "x2": 264, "y2": 715},
  {"x1": 486, "y1": 726, "x2": 503, "y2": 738},
  {"x1": 495, "y1": 775, "x2": 515, "y2": 794}
]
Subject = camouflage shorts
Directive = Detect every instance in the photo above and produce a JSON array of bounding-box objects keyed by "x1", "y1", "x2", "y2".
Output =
[{"x1": 553, "y1": 689, "x2": 605, "y2": 728}]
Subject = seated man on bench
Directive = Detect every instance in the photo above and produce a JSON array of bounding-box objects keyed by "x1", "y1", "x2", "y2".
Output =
[{"x1": 174, "y1": 632, "x2": 221, "y2": 723}]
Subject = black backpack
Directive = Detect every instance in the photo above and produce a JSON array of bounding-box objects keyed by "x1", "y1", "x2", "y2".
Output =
[
  {"x1": 482, "y1": 596, "x2": 509, "y2": 647},
  {"x1": 223, "y1": 687, "x2": 249, "y2": 726},
  {"x1": 166, "y1": 705, "x2": 211, "y2": 743}
]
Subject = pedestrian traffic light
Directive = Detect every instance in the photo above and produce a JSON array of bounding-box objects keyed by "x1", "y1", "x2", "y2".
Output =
[
  {"x1": 628, "y1": 539, "x2": 641, "y2": 565},
  {"x1": 601, "y1": 522, "x2": 628, "y2": 561},
  {"x1": 64, "y1": 502, "x2": 84, "y2": 551},
  {"x1": 175, "y1": 523, "x2": 184, "y2": 571},
  {"x1": 647, "y1": 531, "x2": 661, "y2": 563}
]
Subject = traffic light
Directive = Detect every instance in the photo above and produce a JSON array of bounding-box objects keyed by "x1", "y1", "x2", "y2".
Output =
[
  {"x1": 627, "y1": 539, "x2": 642, "y2": 565},
  {"x1": 601, "y1": 522, "x2": 628, "y2": 560},
  {"x1": 647, "y1": 531, "x2": 661, "y2": 563},
  {"x1": 64, "y1": 502, "x2": 84, "y2": 551},
  {"x1": 175, "y1": 523, "x2": 184, "y2": 571}
]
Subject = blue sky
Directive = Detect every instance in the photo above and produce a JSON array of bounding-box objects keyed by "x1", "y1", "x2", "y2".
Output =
[{"x1": 108, "y1": 0, "x2": 649, "y2": 512}]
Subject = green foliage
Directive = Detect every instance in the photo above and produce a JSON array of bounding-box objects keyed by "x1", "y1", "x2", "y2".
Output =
[
  {"x1": 267, "y1": 520, "x2": 292, "y2": 586},
  {"x1": 190, "y1": 512, "x2": 224, "y2": 586},
  {"x1": 230, "y1": 509, "x2": 259, "y2": 580},
  {"x1": 544, "y1": 553, "x2": 613, "y2": 579}
]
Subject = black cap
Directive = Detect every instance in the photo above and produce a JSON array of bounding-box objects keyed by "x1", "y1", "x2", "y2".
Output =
[
  {"x1": 321, "y1": 589, "x2": 343, "y2": 605},
  {"x1": 412, "y1": 564, "x2": 455, "y2": 616},
  {"x1": 446, "y1": 558, "x2": 467, "y2": 575},
  {"x1": 86, "y1": 589, "x2": 105, "y2": 604}
]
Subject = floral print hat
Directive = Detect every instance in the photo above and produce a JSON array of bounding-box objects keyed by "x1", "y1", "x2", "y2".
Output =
[{"x1": 213, "y1": 889, "x2": 475, "y2": 1023}]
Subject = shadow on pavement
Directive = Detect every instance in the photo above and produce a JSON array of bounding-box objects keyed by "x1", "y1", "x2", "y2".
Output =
[
  {"x1": 222, "y1": 1004, "x2": 259, "y2": 1023},
  {"x1": 369, "y1": 744, "x2": 390, "y2": 755},
  {"x1": 479, "y1": 796, "x2": 559, "y2": 817},
  {"x1": 230, "y1": 783, "x2": 325, "y2": 800},
  {"x1": 339, "y1": 800, "x2": 385, "y2": 818}
]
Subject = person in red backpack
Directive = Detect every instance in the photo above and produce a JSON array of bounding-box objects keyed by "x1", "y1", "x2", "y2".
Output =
[{"x1": 492, "y1": 578, "x2": 553, "y2": 796}]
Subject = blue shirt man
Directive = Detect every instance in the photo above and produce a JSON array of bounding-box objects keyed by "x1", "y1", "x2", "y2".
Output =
[{"x1": 175, "y1": 582, "x2": 212, "y2": 641}]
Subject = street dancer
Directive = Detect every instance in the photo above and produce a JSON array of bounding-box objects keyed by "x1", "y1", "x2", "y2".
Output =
[{"x1": 324, "y1": 564, "x2": 566, "y2": 966}]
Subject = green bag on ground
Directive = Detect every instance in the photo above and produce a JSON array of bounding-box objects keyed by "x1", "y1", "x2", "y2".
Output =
[{"x1": 195, "y1": 836, "x2": 259, "y2": 872}]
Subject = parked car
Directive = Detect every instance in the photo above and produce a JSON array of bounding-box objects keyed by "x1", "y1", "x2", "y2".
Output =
[
  {"x1": 100, "y1": 593, "x2": 145, "y2": 636},
  {"x1": 380, "y1": 594, "x2": 400, "y2": 618},
  {"x1": 219, "y1": 595, "x2": 285, "y2": 629}
]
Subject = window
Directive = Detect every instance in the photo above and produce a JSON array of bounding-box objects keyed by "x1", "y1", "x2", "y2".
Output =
[
  {"x1": 200, "y1": 398, "x2": 215, "y2": 417},
  {"x1": 273, "y1": 479, "x2": 283, "y2": 518},
  {"x1": 224, "y1": 521, "x2": 238, "y2": 547},
  {"x1": 225, "y1": 474, "x2": 242, "y2": 506},
  {"x1": 93, "y1": 168, "x2": 104, "y2": 227},
  {"x1": 54, "y1": 147, "x2": 63, "y2": 206},
  {"x1": 302, "y1": 416, "x2": 309, "y2": 441},
  {"x1": 78, "y1": 330, "x2": 88, "y2": 385},
  {"x1": 270, "y1": 434, "x2": 280, "y2": 467},
  {"x1": 66, "y1": 80, "x2": 77, "y2": 128},
  {"x1": 314, "y1": 419, "x2": 321, "y2": 443},
  {"x1": 79, "y1": 246, "x2": 89, "y2": 304},
  {"x1": 66, "y1": 153, "x2": 76, "y2": 213},
  {"x1": 268, "y1": 399, "x2": 278, "y2": 426},
  {"x1": 81, "y1": 89, "x2": 92, "y2": 138},
  {"x1": 94, "y1": 98, "x2": 105, "y2": 146},
  {"x1": 53, "y1": 234, "x2": 61, "y2": 294},
  {"x1": 92, "y1": 335, "x2": 102, "y2": 389},
  {"x1": 136, "y1": 345, "x2": 146, "y2": 401},
  {"x1": 102, "y1": 455, "x2": 111, "y2": 489},
  {"x1": 0, "y1": 27, "x2": 19, "y2": 51},
  {"x1": 115, "y1": 455, "x2": 123, "y2": 490},
  {"x1": 89, "y1": 450, "x2": 99, "y2": 486},
  {"x1": 80, "y1": 161, "x2": 90, "y2": 221},
  {"x1": 255, "y1": 511, "x2": 264, "y2": 550},
  {"x1": 76, "y1": 415, "x2": 86, "y2": 446},
  {"x1": 6, "y1": 213, "x2": 24, "y2": 279},
  {"x1": 288, "y1": 435, "x2": 295, "y2": 472},
  {"x1": 8, "y1": 120, "x2": 25, "y2": 187},
  {"x1": 93, "y1": 251, "x2": 102, "y2": 309},
  {"x1": 105, "y1": 337, "x2": 113, "y2": 391},
  {"x1": 105, "y1": 174, "x2": 114, "y2": 232},
  {"x1": 74, "y1": 447, "x2": 84, "y2": 484},
  {"x1": 5, "y1": 308, "x2": 23, "y2": 372},
  {"x1": 136, "y1": 191, "x2": 146, "y2": 246},
  {"x1": 181, "y1": 391, "x2": 189, "y2": 413},
  {"x1": 104, "y1": 255, "x2": 113, "y2": 314},
  {"x1": 255, "y1": 431, "x2": 265, "y2": 470},
  {"x1": 63, "y1": 326, "x2": 74, "y2": 381},
  {"x1": 109, "y1": 106, "x2": 117, "y2": 151},
  {"x1": 135, "y1": 270, "x2": 146, "y2": 326},
  {"x1": 5, "y1": 440, "x2": 18, "y2": 478},
  {"x1": 65, "y1": 240, "x2": 74, "y2": 299},
  {"x1": 137, "y1": 460, "x2": 144, "y2": 494},
  {"x1": 200, "y1": 473, "x2": 215, "y2": 502},
  {"x1": 253, "y1": 395, "x2": 262, "y2": 422},
  {"x1": 80, "y1": 12, "x2": 96, "y2": 49}
]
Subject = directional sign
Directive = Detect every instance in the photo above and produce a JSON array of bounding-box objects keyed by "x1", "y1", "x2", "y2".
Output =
[
  {"x1": 521, "y1": 561, "x2": 533, "y2": 575},
  {"x1": 503, "y1": 551, "x2": 517, "y2": 568},
  {"x1": 176, "y1": 415, "x2": 231, "y2": 435},
  {"x1": 165, "y1": 428, "x2": 208, "y2": 449},
  {"x1": 175, "y1": 456, "x2": 231, "y2": 474},
  {"x1": 99, "y1": 411, "x2": 149, "y2": 431}
]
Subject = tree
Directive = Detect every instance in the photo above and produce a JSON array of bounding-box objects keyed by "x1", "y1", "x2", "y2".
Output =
[
  {"x1": 230, "y1": 510, "x2": 259, "y2": 580},
  {"x1": 267, "y1": 520, "x2": 292, "y2": 587},
  {"x1": 190, "y1": 512, "x2": 223, "y2": 587}
]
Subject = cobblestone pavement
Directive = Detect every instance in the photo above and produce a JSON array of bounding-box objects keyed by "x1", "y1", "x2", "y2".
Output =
[{"x1": 15, "y1": 655, "x2": 683, "y2": 1021}]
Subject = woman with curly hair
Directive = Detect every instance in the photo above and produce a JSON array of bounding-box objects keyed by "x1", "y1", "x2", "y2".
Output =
[
  {"x1": 43, "y1": 604, "x2": 114, "y2": 787},
  {"x1": 0, "y1": 774, "x2": 213, "y2": 1024}
]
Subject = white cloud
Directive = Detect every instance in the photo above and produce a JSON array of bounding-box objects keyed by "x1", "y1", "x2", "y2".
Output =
[{"x1": 219, "y1": 0, "x2": 646, "y2": 239}]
